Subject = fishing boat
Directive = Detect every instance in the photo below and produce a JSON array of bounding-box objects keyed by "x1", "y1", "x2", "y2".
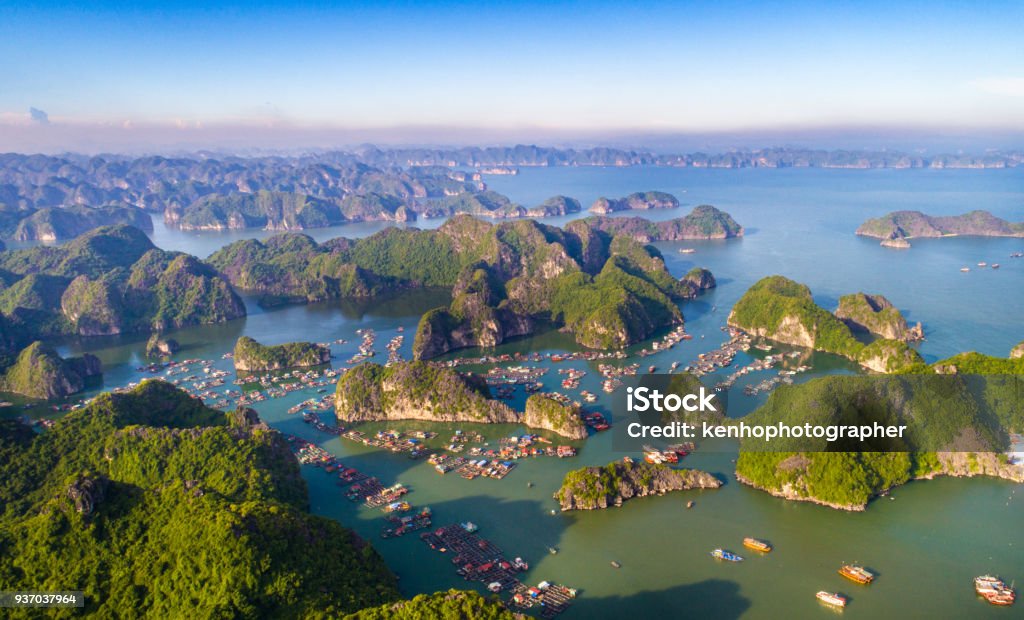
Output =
[
  {"x1": 816, "y1": 591, "x2": 847, "y2": 608},
  {"x1": 742, "y1": 537, "x2": 773, "y2": 553},
  {"x1": 839, "y1": 564, "x2": 875, "y2": 584},
  {"x1": 710, "y1": 549, "x2": 743, "y2": 562}
]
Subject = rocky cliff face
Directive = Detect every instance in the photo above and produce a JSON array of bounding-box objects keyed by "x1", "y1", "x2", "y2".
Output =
[
  {"x1": 1011, "y1": 340, "x2": 1024, "y2": 359},
  {"x1": 680, "y1": 267, "x2": 717, "y2": 297},
  {"x1": 0, "y1": 341, "x2": 102, "y2": 399},
  {"x1": 13, "y1": 206, "x2": 153, "y2": 241},
  {"x1": 523, "y1": 394, "x2": 588, "y2": 440},
  {"x1": 146, "y1": 334, "x2": 180, "y2": 357},
  {"x1": 555, "y1": 459, "x2": 721, "y2": 511},
  {"x1": 335, "y1": 362, "x2": 520, "y2": 424},
  {"x1": 835, "y1": 293, "x2": 923, "y2": 342},
  {"x1": 233, "y1": 336, "x2": 331, "y2": 372}
]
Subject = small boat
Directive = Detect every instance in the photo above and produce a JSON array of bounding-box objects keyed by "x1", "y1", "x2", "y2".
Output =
[
  {"x1": 961, "y1": 267, "x2": 970, "y2": 272},
  {"x1": 686, "y1": 500, "x2": 695, "y2": 509},
  {"x1": 742, "y1": 537, "x2": 773, "y2": 553},
  {"x1": 978, "y1": 262, "x2": 987, "y2": 267},
  {"x1": 816, "y1": 591, "x2": 847, "y2": 608},
  {"x1": 610, "y1": 560, "x2": 621, "y2": 568},
  {"x1": 839, "y1": 564, "x2": 875, "y2": 584},
  {"x1": 548, "y1": 547, "x2": 558, "y2": 555},
  {"x1": 710, "y1": 549, "x2": 743, "y2": 562},
  {"x1": 992, "y1": 263, "x2": 1000, "y2": 269},
  {"x1": 678, "y1": 248, "x2": 696, "y2": 254},
  {"x1": 487, "y1": 582, "x2": 502, "y2": 593},
  {"x1": 460, "y1": 521, "x2": 478, "y2": 533}
]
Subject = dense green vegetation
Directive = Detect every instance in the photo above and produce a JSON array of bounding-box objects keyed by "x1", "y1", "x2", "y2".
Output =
[
  {"x1": 0, "y1": 225, "x2": 245, "y2": 340},
  {"x1": 0, "y1": 341, "x2": 101, "y2": 399},
  {"x1": 524, "y1": 394, "x2": 587, "y2": 439},
  {"x1": 735, "y1": 367, "x2": 1024, "y2": 509},
  {"x1": 233, "y1": 336, "x2": 330, "y2": 371},
  {"x1": 589, "y1": 191, "x2": 679, "y2": 213},
  {"x1": 334, "y1": 361, "x2": 518, "y2": 423},
  {"x1": 11, "y1": 205, "x2": 153, "y2": 241},
  {"x1": 556, "y1": 459, "x2": 721, "y2": 510},
  {"x1": 344, "y1": 590, "x2": 515, "y2": 620},
  {"x1": 728, "y1": 276, "x2": 922, "y2": 372},
  {"x1": 0, "y1": 380, "x2": 400, "y2": 618},
  {"x1": 835, "y1": 292, "x2": 917, "y2": 341}
]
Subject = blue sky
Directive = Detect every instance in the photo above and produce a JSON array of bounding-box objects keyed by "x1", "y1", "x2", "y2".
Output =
[{"x1": 1, "y1": 1, "x2": 1023, "y2": 150}]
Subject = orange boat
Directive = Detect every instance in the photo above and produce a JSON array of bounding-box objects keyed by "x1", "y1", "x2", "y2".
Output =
[
  {"x1": 839, "y1": 564, "x2": 875, "y2": 585},
  {"x1": 742, "y1": 537, "x2": 772, "y2": 553}
]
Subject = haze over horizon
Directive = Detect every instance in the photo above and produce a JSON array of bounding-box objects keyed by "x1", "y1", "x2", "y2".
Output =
[{"x1": 2, "y1": 0, "x2": 1023, "y2": 154}]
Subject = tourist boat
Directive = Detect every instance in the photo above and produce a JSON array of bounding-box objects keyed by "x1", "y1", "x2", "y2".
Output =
[
  {"x1": 961, "y1": 267, "x2": 970, "y2": 272},
  {"x1": 839, "y1": 564, "x2": 875, "y2": 584},
  {"x1": 978, "y1": 262, "x2": 987, "y2": 267},
  {"x1": 816, "y1": 591, "x2": 847, "y2": 608},
  {"x1": 975, "y1": 575, "x2": 1016, "y2": 606},
  {"x1": 678, "y1": 248, "x2": 696, "y2": 254},
  {"x1": 991, "y1": 263, "x2": 1000, "y2": 269},
  {"x1": 742, "y1": 537, "x2": 773, "y2": 552},
  {"x1": 710, "y1": 549, "x2": 743, "y2": 562}
]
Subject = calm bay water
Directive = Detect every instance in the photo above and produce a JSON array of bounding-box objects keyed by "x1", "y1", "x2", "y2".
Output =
[{"x1": 31, "y1": 168, "x2": 1024, "y2": 617}]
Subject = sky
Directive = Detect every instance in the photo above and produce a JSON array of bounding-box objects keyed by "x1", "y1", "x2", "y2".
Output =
[{"x1": 1, "y1": 0, "x2": 1023, "y2": 152}]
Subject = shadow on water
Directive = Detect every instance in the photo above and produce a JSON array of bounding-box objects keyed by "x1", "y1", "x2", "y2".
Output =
[{"x1": 570, "y1": 579, "x2": 751, "y2": 619}]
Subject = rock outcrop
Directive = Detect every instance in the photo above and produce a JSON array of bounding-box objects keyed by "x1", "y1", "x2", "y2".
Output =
[
  {"x1": 145, "y1": 334, "x2": 180, "y2": 357},
  {"x1": 334, "y1": 362, "x2": 520, "y2": 424},
  {"x1": 680, "y1": 267, "x2": 717, "y2": 296},
  {"x1": 523, "y1": 394, "x2": 588, "y2": 440},
  {"x1": 728, "y1": 276, "x2": 923, "y2": 373},
  {"x1": 1011, "y1": 340, "x2": 1024, "y2": 359},
  {"x1": 857, "y1": 210, "x2": 1024, "y2": 246},
  {"x1": 835, "y1": 293, "x2": 923, "y2": 342},
  {"x1": 589, "y1": 191, "x2": 679, "y2": 214},
  {"x1": 233, "y1": 336, "x2": 330, "y2": 372},
  {"x1": 555, "y1": 459, "x2": 721, "y2": 511},
  {"x1": 0, "y1": 341, "x2": 102, "y2": 399}
]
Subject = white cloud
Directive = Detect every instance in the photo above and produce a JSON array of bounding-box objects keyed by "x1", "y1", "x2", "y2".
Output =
[{"x1": 972, "y1": 77, "x2": 1024, "y2": 97}]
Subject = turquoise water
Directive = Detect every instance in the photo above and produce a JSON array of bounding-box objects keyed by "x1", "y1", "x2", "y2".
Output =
[{"x1": 23, "y1": 167, "x2": 1024, "y2": 617}]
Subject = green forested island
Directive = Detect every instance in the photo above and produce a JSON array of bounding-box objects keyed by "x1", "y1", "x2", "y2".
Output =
[
  {"x1": 233, "y1": 336, "x2": 331, "y2": 372},
  {"x1": 209, "y1": 214, "x2": 721, "y2": 358},
  {"x1": 524, "y1": 394, "x2": 588, "y2": 440},
  {"x1": 588, "y1": 191, "x2": 679, "y2": 214},
  {"x1": 728, "y1": 276, "x2": 922, "y2": 372},
  {"x1": 575, "y1": 205, "x2": 743, "y2": 240},
  {"x1": 555, "y1": 459, "x2": 721, "y2": 511},
  {"x1": 734, "y1": 365, "x2": 1024, "y2": 510},
  {"x1": 0, "y1": 341, "x2": 101, "y2": 399},
  {"x1": 856, "y1": 209, "x2": 1024, "y2": 246},
  {"x1": 835, "y1": 292, "x2": 923, "y2": 341}
]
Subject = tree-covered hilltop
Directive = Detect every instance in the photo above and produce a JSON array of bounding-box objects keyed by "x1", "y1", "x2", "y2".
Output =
[
  {"x1": 835, "y1": 292, "x2": 923, "y2": 342},
  {"x1": 11, "y1": 205, "x2": 153, "y2": 241},
  {"x1": 344, "y1": 590, "x2": 516, "y2": 620},
  {"x1": 0, "y1": 380, "x2": 401, "y2": 618},
  {"x1": 335, "y1": 361, "x2": 521, "y2": 424},
  {"x1": 734, "y1": 371, "x2": 1024, "y2": 511},
  {"x1": 0, "y1": 341, "x2": 101, "y2": 399},
  {"x1": 577, "y1": 205, "x2": 743, "y2": 241},
  {"x1": 727, "y1": 276, "x2": 922, "y2": 373},
  {"x1": 856, "y1": 209, "x2": 1024, "y2": 246},
  {"x1": 589, "y1": 190, "x2": 679, "y2": 214},
  {"x1": 523, "y1": 393, "x2": 588, "y2": 439},
  {"x1": 555, "y1": 459, "x2": 721, "y2": 511},
  {"x1": 0, "y1": 225, "x2": 245, "y2": 338},
  {"x1": 233, "y1": 336, "x2": 331, "y2": 372}
]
